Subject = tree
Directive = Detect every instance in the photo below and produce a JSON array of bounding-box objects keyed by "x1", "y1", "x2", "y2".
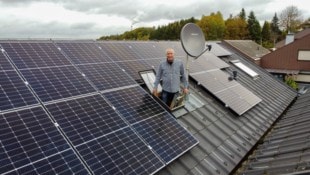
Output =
[
  {"x1": 197, "y1": 12, "x2": 226, "y2": 40},
  {"x1": 239, "y1": 8, "x2": 246, "y2": 21},
  {"x1": 247, "y1": 11, "x2": 262, "y2": 43},
  {"x1": 261, "y1": 21, "x2": 273, "y2": 48},
  {"x1": 279, "y1": 5, "x2": 303, "y2": 33},
  {"x1": 270, "y1": 13, "x2": 282, "y2": 46},
  {"x1": 225, "y1": 16, "x2": 248, "y2": 39}
]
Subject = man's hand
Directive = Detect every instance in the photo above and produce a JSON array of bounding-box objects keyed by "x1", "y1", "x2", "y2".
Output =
[
  {"x1": 183, "y1": 88, "x2": 189, "y2": 94},
  {"x1": 152, "y1": 88, "x2": 159, "y2": 97}
]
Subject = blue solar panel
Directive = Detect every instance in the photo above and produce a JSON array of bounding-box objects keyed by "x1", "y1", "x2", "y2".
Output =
[
  {"x1": 0, "y1": 70, "x2": 38, "y2": 111},
  {"x1": 0, "y1": 107, "x2": 89, "y2": 174},
  {"x1": 55, "y1": 41, "x2": 112, "y2": 64},
  {"x1": 46, "y1": 94, "x2": 128, "y2": 146},
  {"x1": 103, "y1": 86, "x2": 165, "y2": 124},
  {"x1": 76, "y1": 127, "x2": 164, "y2": 175},
  {"x1": 77, "y1": 63, "x2": 136, "y2": 91},
  {"x1": 0, "y1": 49, "x2": 14, "y2": 71},
  {"x1": 98, "y1": 42, "x2": 142, "y2": 61},
  {"x1": 117, "y1": 60, "x2": 152, "y2": 80},
  {"x1": 20, "y1": 66, "x2": 96, "y2": 102},
  {"x1": 103, "y1": 86, "x2": 199, "y2": 163},
  {"x1": 0, "y1": 42, "x2": 72, "y2": 69}
]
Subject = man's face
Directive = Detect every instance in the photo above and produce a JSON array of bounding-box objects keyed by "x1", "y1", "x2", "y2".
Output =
[{"x1": 166, "y1": 50, "x2": 174, "y2": 63}]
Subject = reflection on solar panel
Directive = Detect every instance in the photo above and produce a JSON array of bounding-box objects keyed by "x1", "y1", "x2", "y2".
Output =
[
  {"x1": 0, "y1": 71, "x2": 38, "y2": 111},
  {"x1": 0, "y1": 107, "x2": 89, "y2": 174},
  {"x1": 0, "y1": 40, "x2": 198, "y2": 175},
  {"x1": 55, "y1": 41, "x2": 112, "y2": 64},
  {"x1": 0, "y1": 42, "x2": 71, "y2": 69},
  {"x1": 77, "y1": 63, "x2": 136, "y2": 91},
  {"x1": 20, "y1": 66, "x2": 96, "y2": 102},
  {"x1": 103, "y1": 86, "x2": 198, "y2": 163},
  {"x1": 191, "y1": 69, "x2": 261, "y2": 115}
]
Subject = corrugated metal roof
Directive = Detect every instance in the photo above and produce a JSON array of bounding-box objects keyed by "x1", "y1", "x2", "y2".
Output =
[
  {"x1": 236, "y1": 91, "x2": 310, "y2": 175},
  {"x1": 156, "y1": 42, "x2": 297, "y2": 175}
]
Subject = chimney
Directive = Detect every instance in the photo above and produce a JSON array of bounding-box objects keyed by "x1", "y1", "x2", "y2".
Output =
[{"x1": 285, "y1": 32, "x2": 294, "y2": 45}]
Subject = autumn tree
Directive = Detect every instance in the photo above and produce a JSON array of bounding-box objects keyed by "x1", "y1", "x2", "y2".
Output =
[
  {"x1": 279, "y1": 5, "x2": 303, "y2": 33},
  {"x1": 197, "y1": 12, "x2": 226, "y2": 40},
  {"x1": 247, "y1": 11, "x2": 262, "y2": 43},
  {"x1": 225, "y1": 16, "x2": 248, "y2": 39}
]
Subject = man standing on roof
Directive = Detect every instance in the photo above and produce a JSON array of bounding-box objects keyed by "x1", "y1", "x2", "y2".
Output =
[{"x1": 153, "y1": 48, "x2": 189, "y2": 107}]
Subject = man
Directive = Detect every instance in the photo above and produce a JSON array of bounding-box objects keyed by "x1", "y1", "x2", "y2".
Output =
[{"x1": 153, "y1": 48, "x2": 189, "y2": 107}]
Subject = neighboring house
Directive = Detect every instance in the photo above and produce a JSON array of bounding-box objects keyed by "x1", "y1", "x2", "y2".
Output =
[
  {"x1": 275, "y1": 28, "x2": 310, "y2": 49},
  {"x1": 221, "y1": 40, "x2": 270, "y2": 65},
  {"x1": 260, "y1": 31, "x2": 310, "y2": 88}
]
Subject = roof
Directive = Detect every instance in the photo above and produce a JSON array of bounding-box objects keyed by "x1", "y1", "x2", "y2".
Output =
[
  {"x1": 0, "y1": 40, "x2": 299, "y2": 175},
  {"x1": 261, "y1": 33, "x2": 310, "y2": 71},
  {"x1": 221, "y1": 40, "x2": 270, "y2": 62},
  {"x1": 156, "y1": 42, "x2": 296, "y2": 175},
  {"x1": 276, "y1": 28, "x2": 310, "y2": 49},
  {"x1": 236, "y1": 90, "x2": 310, "y2": 175}
]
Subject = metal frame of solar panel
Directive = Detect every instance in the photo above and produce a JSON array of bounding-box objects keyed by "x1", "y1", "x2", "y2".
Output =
[{"x1": 0, "y1": 40, "x2": 198, "y2": 175}]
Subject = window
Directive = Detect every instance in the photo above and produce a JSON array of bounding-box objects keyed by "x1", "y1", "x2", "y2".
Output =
[{"x1": 298, "y1": 50, "x2": 310, "y2": 61}]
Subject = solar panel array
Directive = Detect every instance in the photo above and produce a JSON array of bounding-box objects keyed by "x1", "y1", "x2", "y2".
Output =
[
  {"x1": 191, "y1": 69, "x2": 262, "y2": 115},
  {"x1": 0, "y1": 40, "x2": 198, "y2": 175}
]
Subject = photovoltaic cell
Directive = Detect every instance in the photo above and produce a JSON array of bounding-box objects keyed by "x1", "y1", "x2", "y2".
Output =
[
  {"x1": 0, "y1": 70, "x2": 38, "y2": 111},
  {"x1": 45, "y1": 94, "x2": 127, "y2": 146},
  {"x1": 77, "y1": 63, "x2": 136, "y2": 91},
  {"x1": 76, "y1": 127, "x2": 164, "y2": 175},
  {"x1": 128, "y1": 42, "x2": 166, "y2": 59},
  {"x1": 132, "y1": 112, "x2": 199, "y2": 163},
  {"x1": 0, "y1": 107, "x2": 88, "y2": 175},
  {"x1": 103, "y1": 86, "x2": 165, "y2": 124},
  {"x1": 55, "y1": 42, "x2": 112, "y2": 64},
  {"x1": 20, "y1": 66, "x2": 96, "y2": 102},
  {"x1": 1, "y1": 42, "x2": 72, "y2": 69}
]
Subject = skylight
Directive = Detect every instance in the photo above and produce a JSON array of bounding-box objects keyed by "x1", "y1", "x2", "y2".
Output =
[{"x1": 231, "y1": 60, "x2": 259, "y2": 79}]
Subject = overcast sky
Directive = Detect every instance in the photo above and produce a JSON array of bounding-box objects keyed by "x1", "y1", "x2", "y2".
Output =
[{"x1": 0, "y1": 0, "x2": 309, "y2": 39}]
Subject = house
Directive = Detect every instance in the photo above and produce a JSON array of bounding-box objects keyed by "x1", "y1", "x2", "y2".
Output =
[{"x1": 2, "y1": 40, "x2": 308, "y2": 175}]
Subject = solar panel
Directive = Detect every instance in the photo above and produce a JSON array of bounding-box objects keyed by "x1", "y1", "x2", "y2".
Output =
[
  {"x1": 0, "y1": 49, "x2": 14, "y2": 71},
  {"x1": 20, "y1": 66, "x2": 96, "y2": 102},
  {"x1": 128, "y1": 42, "x2": 166, "y2": 59},
  {"x1": 98, "y1": 42, "x2": 141, "y2": 61},
  {"x1": 0, "y1": 70, "x2": 38, "y2": 111},
  {"x1": 103, "y1": 86, "x2": 199, "y2": 163},
  {"x1": 191, "y1": 69, "x2": 261, "y2": 115},
  {"x1": 55, "y1": 41, "x2": 112, "y2": 64},
  {"x1": 132, "y1": 112, "x2": 198, "y2": 163},
  {"x1": 45, "y1": 93, "x2": 165, "y2": 174},
  {"x1": 103, "y1": 86, "x2": 165, "y2": 124},
  {"x1": 0, "y1": 41, "x2": 71, "y2": 69},
  {"x1": 76, "y1": 127, "x2": 164, "y2": 175},
  {"x1": 116, "y1": 60, "x2": 152, "y2": 80},
  {"x1": 189, "y1": 53, "x2": 230, "y2": 74},
  {"x1": 77, "y1": 63, "x2": 136, "y2": 91},
  {"x1": 0, "y1": 107, "x2": 89, "y2": 174}
]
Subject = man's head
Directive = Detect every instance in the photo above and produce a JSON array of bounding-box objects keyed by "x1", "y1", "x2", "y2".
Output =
[{"x1": 166, "y1": 48, "x2": 175, "y2": 64}]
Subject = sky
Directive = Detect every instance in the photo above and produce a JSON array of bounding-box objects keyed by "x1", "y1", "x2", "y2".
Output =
[{"x1": 0, "y1": 0, "x2": 309, "y2": 39}]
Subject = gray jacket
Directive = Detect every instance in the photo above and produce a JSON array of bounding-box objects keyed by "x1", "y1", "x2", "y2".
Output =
[{"x1": 154, "y1": 59, "x2": 188, "y2": 93}]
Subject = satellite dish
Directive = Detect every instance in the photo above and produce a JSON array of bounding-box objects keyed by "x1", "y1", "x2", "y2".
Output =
[{"x1": 180, "y1": 23, "x2": 206, "y2": 58}]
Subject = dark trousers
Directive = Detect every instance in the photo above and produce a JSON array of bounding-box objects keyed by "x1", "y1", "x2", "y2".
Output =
[{"x1": 161, "y1": 90, "x2": 178, "y2": 107}]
